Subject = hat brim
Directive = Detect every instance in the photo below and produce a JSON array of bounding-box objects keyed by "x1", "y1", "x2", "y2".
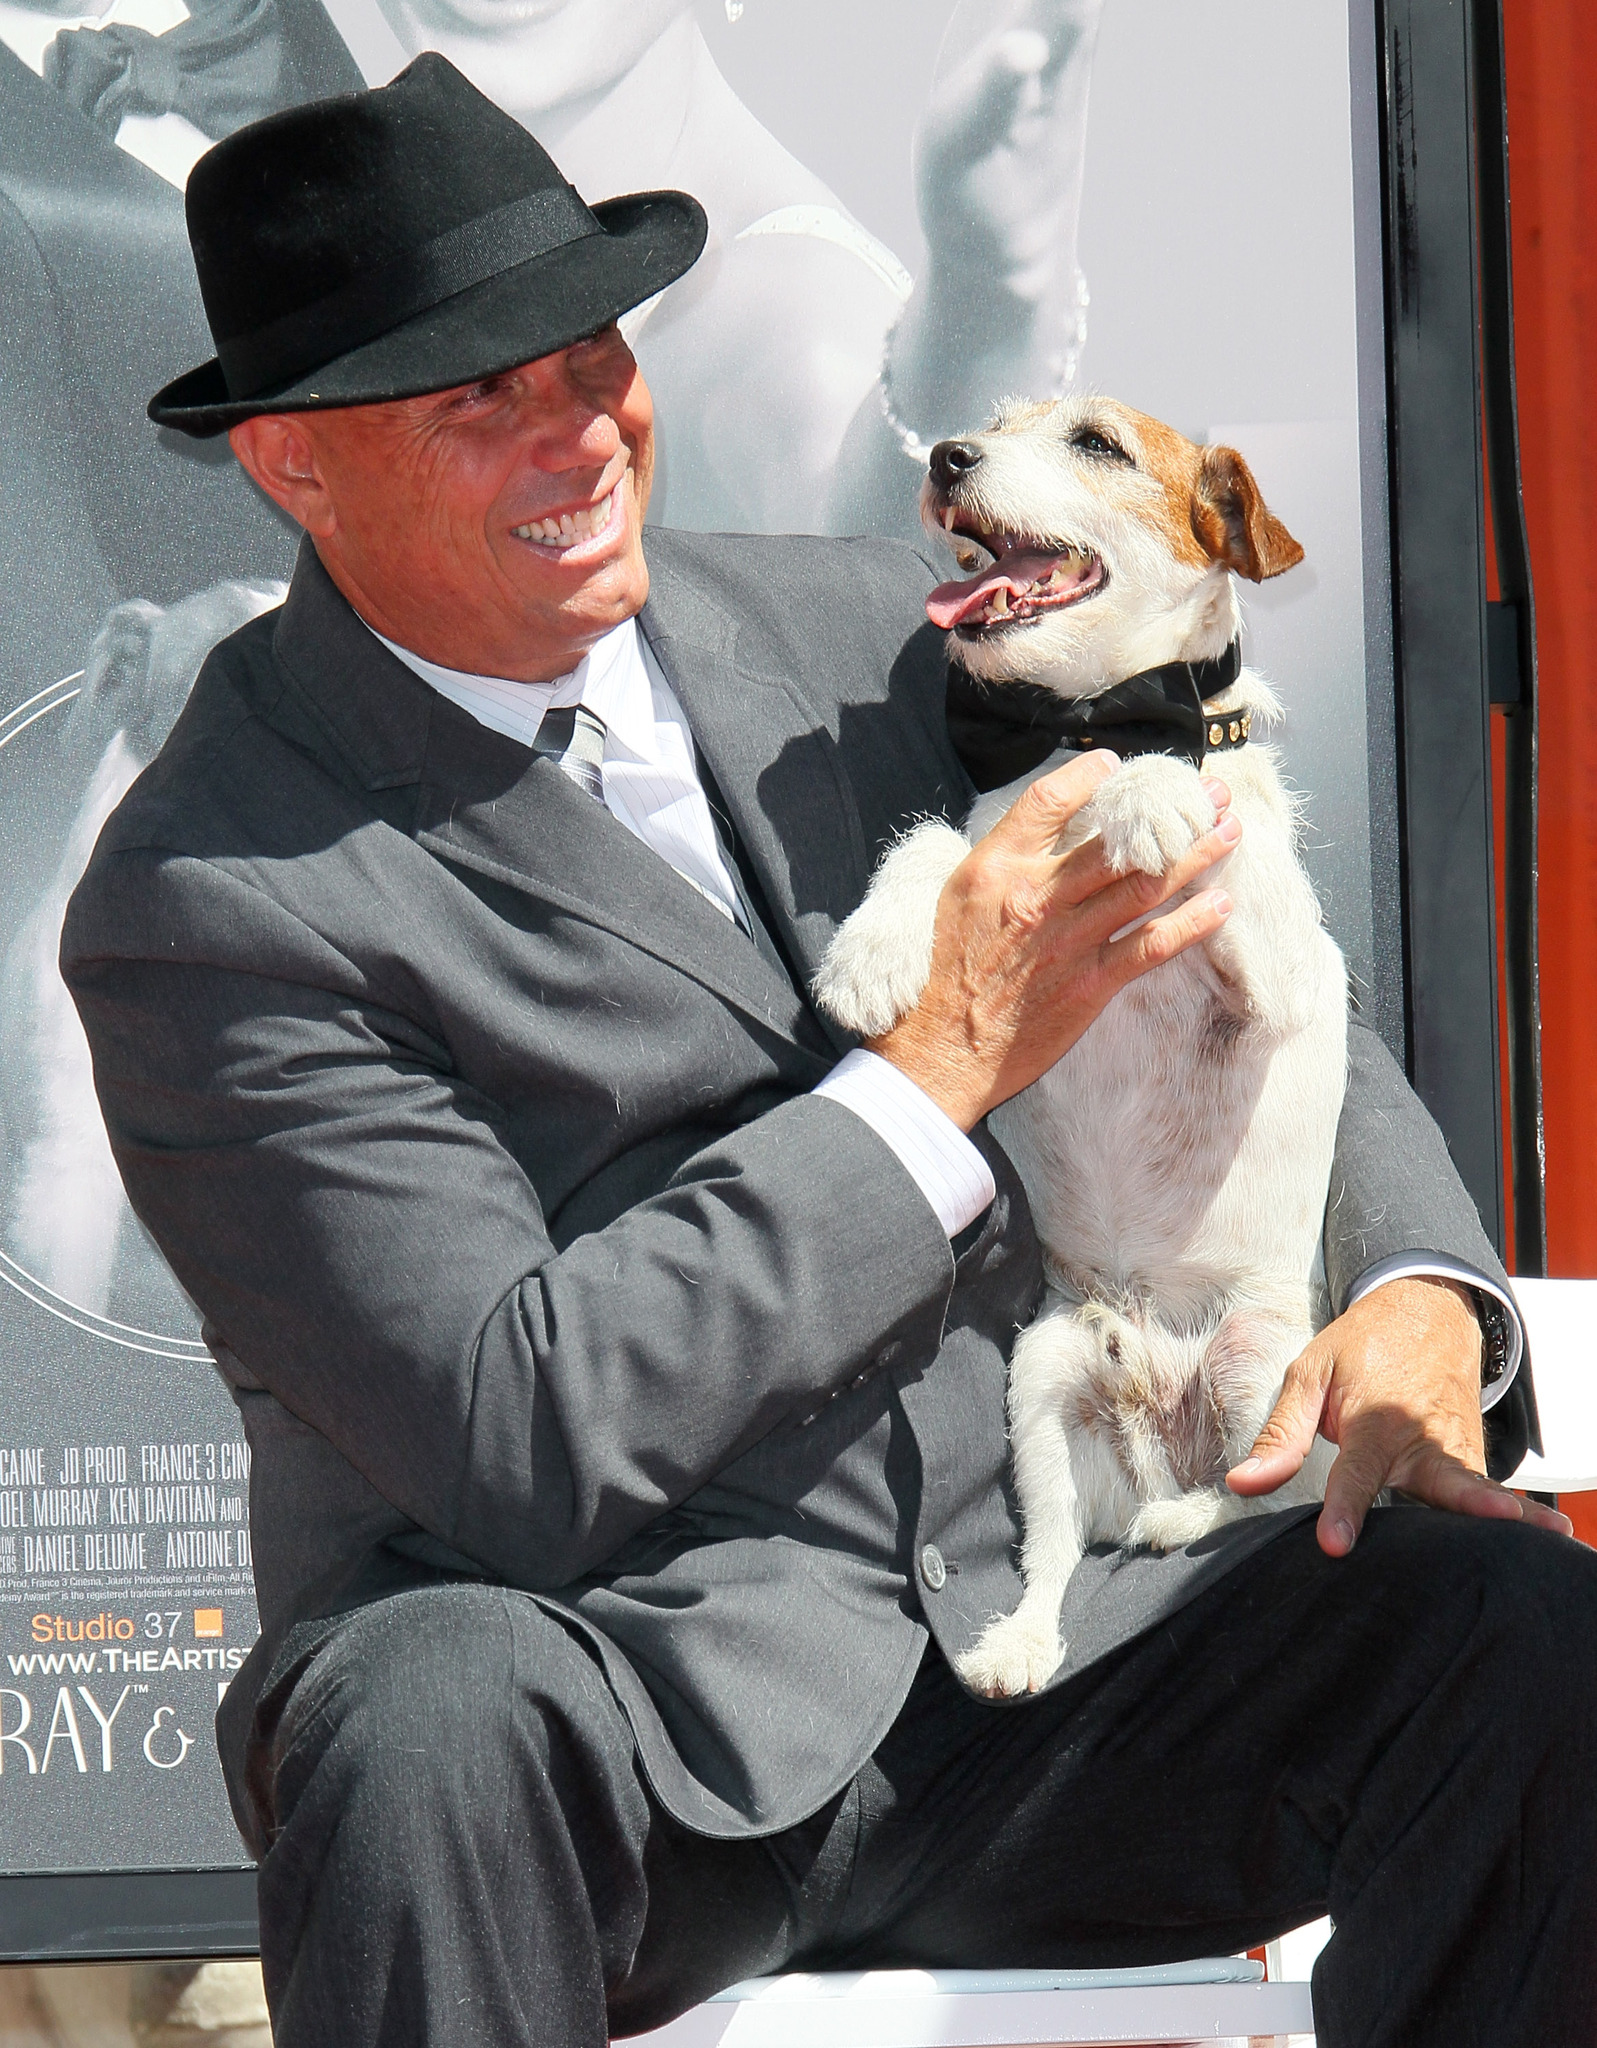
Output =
[{"x1": 148, "y1": 190, "x2": 707, "y2": 438}]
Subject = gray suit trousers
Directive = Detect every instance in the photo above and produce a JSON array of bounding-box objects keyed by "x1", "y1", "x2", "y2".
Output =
[{"x1": 249, "y1": 1509, "x2": 1597, "y2": 2048}]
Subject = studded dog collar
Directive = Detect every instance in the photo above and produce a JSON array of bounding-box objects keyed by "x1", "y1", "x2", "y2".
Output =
[{"x1": 946, "y1": 638, "x2": 1250, "y2": 793}]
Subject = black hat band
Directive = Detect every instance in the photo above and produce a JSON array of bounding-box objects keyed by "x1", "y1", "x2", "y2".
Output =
[{"x1": 215, "y1": 181, "x2": 602, "y2": 400}]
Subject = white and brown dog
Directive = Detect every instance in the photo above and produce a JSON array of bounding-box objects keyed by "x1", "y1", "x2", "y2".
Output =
[{"x1": 815, "y1": 396, "x2": 1348, "y2": 1698}]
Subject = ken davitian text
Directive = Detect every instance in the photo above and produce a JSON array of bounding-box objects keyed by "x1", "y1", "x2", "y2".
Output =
[{"x1": 0, "y1": 1440, "x2": 252, "y2": 1575}]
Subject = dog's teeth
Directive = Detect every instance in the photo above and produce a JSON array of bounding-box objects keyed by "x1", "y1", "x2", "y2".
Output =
[
  {"x1": 943, "y1": 506, "x2": 957, "y2": 531},
  {"x1": 992, "y1": 586, "x2": 1009, "y2": 615},
  {"x1": 1047, "y1": 566, "x2": 1068, "y2": 588}
]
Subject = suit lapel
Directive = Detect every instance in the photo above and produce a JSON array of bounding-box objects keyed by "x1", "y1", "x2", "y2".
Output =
[
  {"x1": 637, "y1": 547, "x2": 870, "y2": 1054},
  {"x1": 268, "y1": 541, "x2": 832, "y2": 1062},
  {"x1": 413, "y1": 705, "x2": 830, "y2": 1055}
]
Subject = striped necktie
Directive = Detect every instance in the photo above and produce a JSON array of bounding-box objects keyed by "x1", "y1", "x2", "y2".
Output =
[{"x1": 534, "y1": 702, "x2": 607, "y2": 804}]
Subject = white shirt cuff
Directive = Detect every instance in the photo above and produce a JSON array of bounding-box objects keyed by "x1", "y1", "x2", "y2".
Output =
[
  {"x1": 814, "y1": 1049, "x2": 997, "y2": 1241},
  {"x1": 1345, "y1": 1251, "x2": 1524, "y2": 1413}
]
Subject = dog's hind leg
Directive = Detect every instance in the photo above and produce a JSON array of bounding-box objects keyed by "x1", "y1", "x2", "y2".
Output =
[
  {"x1": 813, "y1": 820, "x2": 968, "y2": 1038},
  {"x1": 955, "y1": 1304, "x2": 1096, "y2": 1699},
  {"x1": 1129, "y1": 1482, "x2": 1255, "y2": 1551},
  {"x1": 1129, "y1": 1306, "x2": 1330, "y2": 1550}
]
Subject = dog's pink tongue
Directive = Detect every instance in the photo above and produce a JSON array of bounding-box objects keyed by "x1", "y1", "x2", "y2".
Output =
[{"x1": 926, "y1": 549, "x2": 1065, "y2": 630}]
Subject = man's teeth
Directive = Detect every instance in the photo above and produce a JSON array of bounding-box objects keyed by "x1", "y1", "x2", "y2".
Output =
[{"x1": 512, "y1": 486, "x2": 618, "y2": 549}]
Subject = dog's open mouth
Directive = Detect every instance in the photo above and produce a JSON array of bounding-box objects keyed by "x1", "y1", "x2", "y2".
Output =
[{"x1": 925, "y1": 511, "x2": 1106, "y2": 635}]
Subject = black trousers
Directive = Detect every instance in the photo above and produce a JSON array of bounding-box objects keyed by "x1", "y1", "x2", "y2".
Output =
[{"x1": 248, "y1": 1507, "x2": 1597, "y2": 2047}]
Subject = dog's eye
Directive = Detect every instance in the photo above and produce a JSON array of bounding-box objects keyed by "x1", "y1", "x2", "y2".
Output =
[{"x1": 1070, "y1": 428, "x2": 1132, "y2": 465}]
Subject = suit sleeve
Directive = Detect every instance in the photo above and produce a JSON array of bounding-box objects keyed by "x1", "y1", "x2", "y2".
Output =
[
  {"x1": 63, "y1": 849, "x2": 957, "y2": 1592},
  {"x1": 1325, "y1": 1017, "x2": 1536, "y2": 1475}
]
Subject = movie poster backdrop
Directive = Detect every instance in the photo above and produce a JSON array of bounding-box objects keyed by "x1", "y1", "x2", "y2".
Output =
[{"x1": 0, "y1": 0, "x2": 1390, "y2": 1873}]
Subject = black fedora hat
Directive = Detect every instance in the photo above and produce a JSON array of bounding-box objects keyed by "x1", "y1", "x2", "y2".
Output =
[{"x1": 149, "y1": 52, "x2": 707, "y2": 437}]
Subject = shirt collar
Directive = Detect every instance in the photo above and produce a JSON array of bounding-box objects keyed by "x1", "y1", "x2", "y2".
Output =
[
  {"x1": 557, "y1": 615, "x2": 657, "y2": 762},
  {"x1": 372, "y1": 614, "x2": 659, "y2": 763}
]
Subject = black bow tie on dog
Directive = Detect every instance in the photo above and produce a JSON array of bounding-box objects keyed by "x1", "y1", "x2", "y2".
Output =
[{"x1": 946, "y1": 639, "x2": 1249, "y2": 793}]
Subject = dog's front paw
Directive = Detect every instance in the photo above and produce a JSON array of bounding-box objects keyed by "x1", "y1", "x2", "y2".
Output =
[
  {"x1": 813, "y1": 821, "x2": 967, "y2": 1037},
  {"x1": 955, "y1": 1610, "x2": 1065, "y2": 1699},
  {"x1": 1086, "y1": 755, "x2": 1218, "y2": 878}
]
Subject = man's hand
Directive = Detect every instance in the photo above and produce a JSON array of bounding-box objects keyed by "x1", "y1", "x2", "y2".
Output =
[
  {"x1": 868, "y1": 750, "x2": 1239, "y2": 1130},
  {"x1": 1227, "y1": 1275, "x2": 1572, "y2": 1554},
  {"x1": 916, "y1": 0, "x2": 1103, "y2": 302}
]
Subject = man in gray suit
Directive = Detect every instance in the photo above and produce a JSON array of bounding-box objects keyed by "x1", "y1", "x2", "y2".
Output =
[{"x1": 63, "y1": 55, "x2": 1597, "y2": 2048}]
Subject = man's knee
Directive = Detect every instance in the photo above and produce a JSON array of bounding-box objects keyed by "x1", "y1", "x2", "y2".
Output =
[
  {"x1": 1476, "y1": 1517, "x2": 1597, "y2": 1703},
  {"x1": 1373, "y1": 1507, "x2": 1597, "y2": 1710},
  {"x1": 266, "y1": 1583, "x2": 630, "y2": 1844}
]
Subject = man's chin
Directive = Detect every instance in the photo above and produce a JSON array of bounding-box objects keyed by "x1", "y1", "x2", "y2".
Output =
[{"x1": 537, "y1": 552, "x2": 650, "y2": 647}]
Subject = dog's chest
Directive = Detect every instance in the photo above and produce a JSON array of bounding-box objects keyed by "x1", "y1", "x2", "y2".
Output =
[
  {"x1": 995, "y1": 954, "x2": 1270, "y2": 1269},
  {"x1": 980, "y1": 763, "x2": 1341, "y2": 1299}
]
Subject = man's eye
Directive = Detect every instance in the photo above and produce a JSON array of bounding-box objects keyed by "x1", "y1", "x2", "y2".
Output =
[
  {"x1": 572, "y1": 324, "x2": 626, "y2": 360},
  {"x1": 1070, "y1": 427, "x2": 1132, "y2": 464}
]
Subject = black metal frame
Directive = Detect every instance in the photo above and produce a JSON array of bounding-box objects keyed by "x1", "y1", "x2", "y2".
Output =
[
  {"x1": 0, "y1": 1870, "x2": 258, "y2": 1963},
  {"x1": 1375, "y1": 0, "x2": 1544, "y2": 1262},
  {"x1": 1472, "y1": 0, "x2": 1547, "y2": 1273}
]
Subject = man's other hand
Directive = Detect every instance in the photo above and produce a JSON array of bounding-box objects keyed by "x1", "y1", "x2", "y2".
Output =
[
  {"x1": 1227, "y1": 1275, "x2": 1573, "y2": 1554},
  {"x1": 867, "y1": 750, "x2": 1238, "y2": 1130}
]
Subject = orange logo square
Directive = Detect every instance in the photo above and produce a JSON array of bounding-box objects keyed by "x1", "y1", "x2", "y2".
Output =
[{"x1": 193, "y1": 1608, "x2": 225, "y2": 1639}]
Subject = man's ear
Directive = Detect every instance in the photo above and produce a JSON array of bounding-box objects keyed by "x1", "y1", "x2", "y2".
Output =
[
  {"x1": 1190, "y1": 445, "x2": 1305, "y2": 582},
  {"x1": 227, "y1": 414, "x2": 337, "y2": 538}
]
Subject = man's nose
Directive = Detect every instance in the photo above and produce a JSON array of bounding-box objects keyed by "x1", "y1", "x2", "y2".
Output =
[
  {"x1": 511, "y1": 362, "x2": 620, "y2": 463},
  {"x1": 930, "y1": 440, "x2": 984, "y2": 490}
]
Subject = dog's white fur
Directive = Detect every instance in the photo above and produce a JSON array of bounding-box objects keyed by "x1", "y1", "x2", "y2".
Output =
[{"x1": 815, "y1": 395, "x2": 1347, "y2": 1697}]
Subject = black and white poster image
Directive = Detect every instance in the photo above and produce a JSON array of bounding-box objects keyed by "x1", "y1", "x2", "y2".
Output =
[
  {"x1": 0, "y1": 0, "x2": 1384, "y2": 1871},
  {"x1": 0, "y1": 0, "x2": 357, "y2": 1871},
  {"x1": 340, "y1": 0, "x2": 1101, "y2": 535}
]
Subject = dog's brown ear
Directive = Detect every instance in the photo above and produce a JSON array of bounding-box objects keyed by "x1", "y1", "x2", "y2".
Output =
[{"x1": 1190, "y1": 446, "x2": 1305, "y2": 582}]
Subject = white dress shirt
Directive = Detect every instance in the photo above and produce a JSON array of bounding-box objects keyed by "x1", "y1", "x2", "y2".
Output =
[
  {"x1": 375, "y1": 615, "x2": 1523, "y2": 1400},
  {"x1": 375, "y1": 616, "x2": 997, "y2": 1240}
]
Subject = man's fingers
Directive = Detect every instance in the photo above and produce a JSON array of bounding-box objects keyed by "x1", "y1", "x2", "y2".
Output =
[
  {"x1": 1391, "y1": 1444, "x2": 1575, "y2": 1537},
  {"x1": 991, "y1": 761, "x2": 1233, "y2": 888},
  {"x1": 1073, "y1": 816, "x2": 1241, "y2": 933},
  {"x1": 1227, "y1": 1349, "x2": 1332, "y2": 1497},
  {"x1": 1399, "y1": 1449, "x2": 1532, "y2": 1520},
  {"x1": 1525, "y1": 1498, "x2": 1578, "y2": 1536},
  {"x1": 1200, "y1": 776, "x2": 1233, "y2": 814},
  {"x1": 1315, "y1": 1424, "x2": 1395, "y2": 1556},
  {"x1": 1102, "y1": 888, "x2": 1232, "y2": 985},
  {"x1": 990, "y1": 750, "x2": 1121, "y2": 856}
]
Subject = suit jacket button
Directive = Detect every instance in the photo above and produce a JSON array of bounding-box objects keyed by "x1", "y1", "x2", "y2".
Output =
[
  {"x1": 920, "y1": 1544, "x2": 947, "y2": 1591},
  {"x1": 876, "y1": 1341, "x2": 902, "y2": 1370}
]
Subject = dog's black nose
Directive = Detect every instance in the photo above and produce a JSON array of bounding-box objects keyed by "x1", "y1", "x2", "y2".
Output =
[{"x1": 929, "y1": 439, "x2": 983, "y2": 489}]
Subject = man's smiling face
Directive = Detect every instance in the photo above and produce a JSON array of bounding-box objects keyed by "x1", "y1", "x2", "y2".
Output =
[{"x1": 229, "y1": 324, "x2": 654, "y2": 683}]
